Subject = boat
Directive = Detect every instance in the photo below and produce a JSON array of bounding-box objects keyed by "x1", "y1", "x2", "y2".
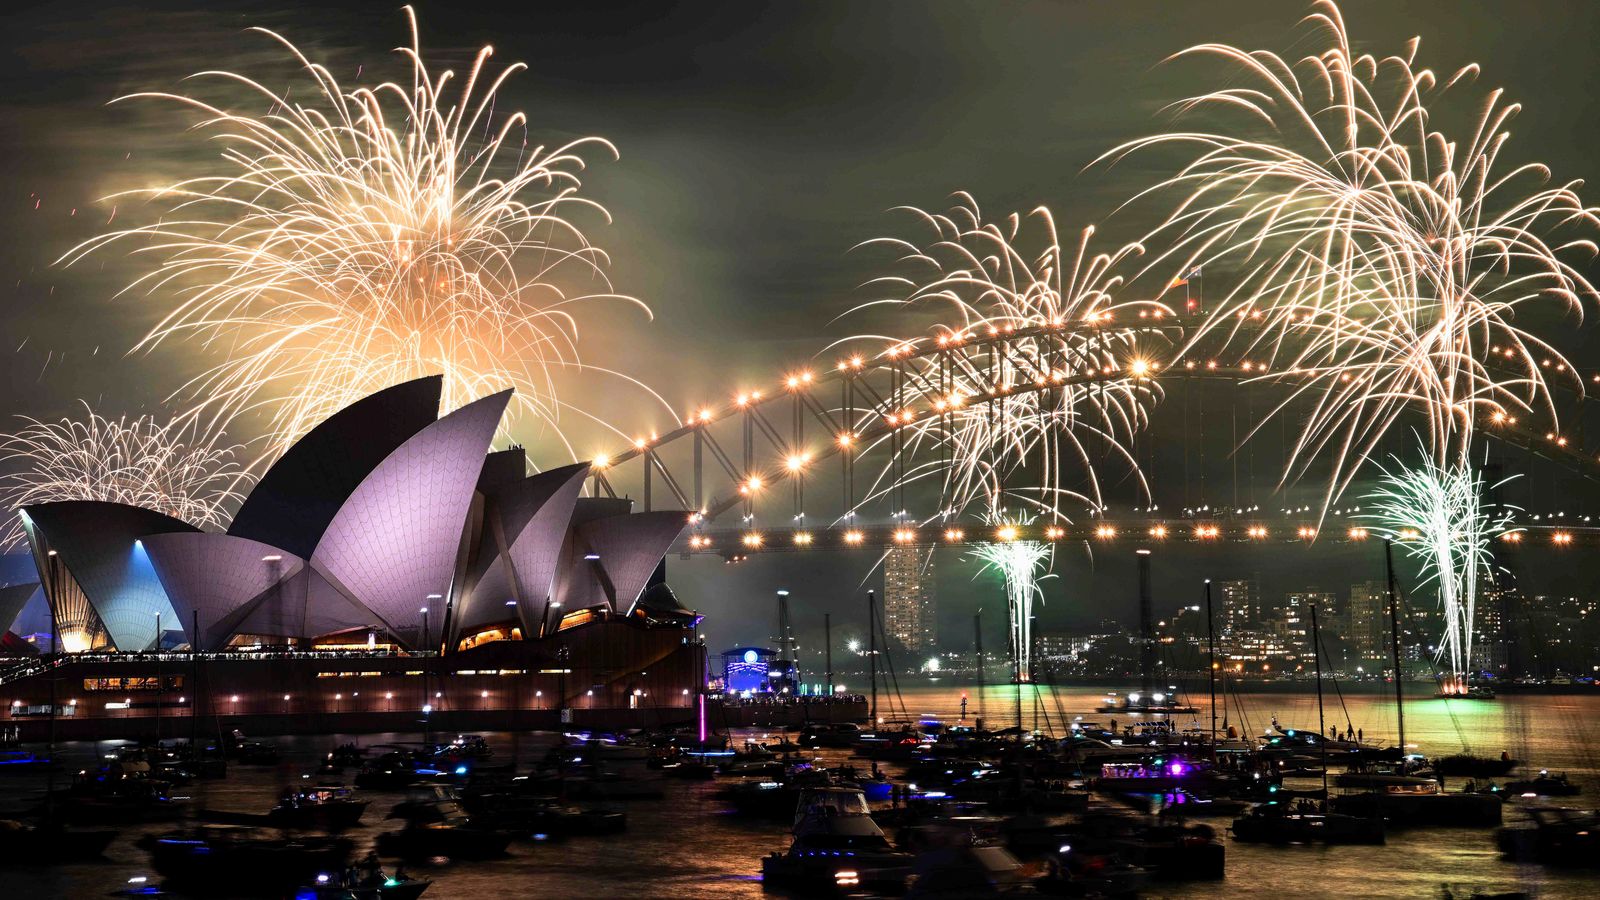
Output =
[
  {"x1": 659, "y1": 757, "x2": 717, "y2": 779},
  {"x1": 299, "y1": 874, "x2": 431, "y2": 900},
  {"x1": 1095, "y1": 690, "x2": 1197, "y2": 715},
  {"x1": 48, "y1": 772, "x2": 187, "y2": 825},
  {"x1": 720, "y1": 761, "x2": 837, "y2": 818},
  {"x1": 324, "y1": 743, "x2": 369, "y2": 770},
  {"x1": 0, "y1": 819, "x2": 118, "y2": 863},
  {"x1": 297, "y1": 855, "x2": 432, "y2": 900},
  {"x1": 1231, "y1": 801, "x2": 1385, "y2": 845},
  {"x1": 1496, "y1": 806, "x2": 1600, "y2": 866},
  {"x1": 761, "y1": 785, "x2": 914, "y2": 892},
  {"x1": 376, "y1": 799, "x2": 512, "y2": 860},
  {"x1": 1434, "y1": 753, "x2": 1518, "y2": 778},
  {"x1": 227, "y1": 730, "x2": 282, "y2": 765},
  {"x1": 1504, "y1": 771, "x2": 1580, "y2": 797},
  {"x1": 269, "y1": 785, "x2": 369, "y2": 831},
  {"x1": 141, "y1": 825, "x2": 353, "y2": 894},
  {"x1": 1093, "y1": 758, "x2": 1216, "y2": 793},
  {"x1": 1118, "y1": 789, "x2": 1248, "y2": 818},
  {"x1": 1330, "y1": 780, "x2": 1504, "y2": 827},
  {"x1": 0, "y1": 748, "x2": 51, "y2": 774},
  {"x1": 1434, "y1": 683, "x2": 1497, "y2": 700},
  {"x1": 1100, "y1": 819, "x2": 1225, "y2": 880},
  {"x1": 1036, "y1": 844, "x2": 1149, "y2": 896},
  {"x1": 904, "y1": 844, "x2": 1035, "y2": 897},
  {"x1": 461, "y1": 792, "x2": 626, "y2": 837},
  {"x1": 1333, "y1": 761, "x2": 1437, "y2": 789},
  {"x1": 798, "y1": 722, "x2": 862, "y2": 749}
]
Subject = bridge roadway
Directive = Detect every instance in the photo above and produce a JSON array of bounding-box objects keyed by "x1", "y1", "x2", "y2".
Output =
[
  {"x1": 673, "y1": 520, "x2": 1600, "y2": 556},
  {"x1": 597, "y1": 313, "x2": 1600, "y2": 515}
]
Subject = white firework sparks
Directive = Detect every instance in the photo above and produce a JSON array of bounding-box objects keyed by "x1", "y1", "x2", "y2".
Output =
[
  {"x1": 1362, "y1": 450, "x2": 1513, "y2": 692},
  {"x1": 1102, "y1": 0, "x2": 1600, "y2": 506},
  {"x1": 848, "y1": 195, "x2": 1160, "y2": 522},
  {"x1": 63, "y1": 6, "x2": 656, "y2": 456},
  {"x1": 0, "y1": 403, "x2": 249, "y2": 549},
  {"x1": 968, "y1": 511, "x2": 1053, "y2": 683}
]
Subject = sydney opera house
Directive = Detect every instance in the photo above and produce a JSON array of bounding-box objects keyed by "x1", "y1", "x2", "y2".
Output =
[{"x1": 0, "y1": 377, "x2": 705, "y2": 738}]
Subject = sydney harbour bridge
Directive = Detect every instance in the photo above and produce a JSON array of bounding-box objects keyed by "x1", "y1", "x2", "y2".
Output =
[{"x1": 588, "y1": 308, "x2": 1600, "y2": 555}]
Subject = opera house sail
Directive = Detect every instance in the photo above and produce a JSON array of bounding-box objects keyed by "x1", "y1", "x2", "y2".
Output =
[{"x1": 2, "y1": 377, "x2": 703, "y2": 738}]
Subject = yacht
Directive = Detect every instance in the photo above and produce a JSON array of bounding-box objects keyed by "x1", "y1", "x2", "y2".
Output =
[
  {"x1": 761, "y1": 786, "x2": 914, "y2": 892},
  {"x1": 1330, "y1": 779, "x2": 1503, "y2": 826},
  {"x1": 1095, "y1": 690, "x2": 1198, "y2": 715},
  {"x1": 268, "y1": 785, "x2": 369, "y2": 831},
  {"x1": 1231, "y1": 800, "x2": 1385, "y2": 845}
]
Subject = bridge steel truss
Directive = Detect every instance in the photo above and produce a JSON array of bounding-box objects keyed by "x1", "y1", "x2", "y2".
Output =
[{"x1": 585, "y1": 313, "x2": 1600, "y2": 556}]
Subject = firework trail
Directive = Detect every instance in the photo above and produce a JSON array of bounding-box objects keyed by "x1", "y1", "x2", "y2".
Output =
[
  {"x1": 845, "y1": 195, "x2": 1161, "y2": 523},
  {"x1": 63, "y1": 6, "x2": 657, "y2": 456},
  {"x1": 968, "y1": 510, "x2": 1053, "y2": 683},
  {"x1": 1101, "y1": 0, "x2": 1600, "y2": 506},
  {"x1": 0, "y1": 403, "x2": 249, "y2": 550},
  {"x1": 1362, "y1": 448, "x2": 1513, "y2": 692}
]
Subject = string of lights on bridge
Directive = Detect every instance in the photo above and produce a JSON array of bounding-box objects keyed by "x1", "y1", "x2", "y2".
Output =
[{"x1": 581, "y1": 312, "x2": 1600, "y2": 557}]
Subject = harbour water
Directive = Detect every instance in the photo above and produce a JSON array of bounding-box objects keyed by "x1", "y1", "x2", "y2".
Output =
[{"x1": 5, "y1": 683, "x2": 1598, "y2": 899}]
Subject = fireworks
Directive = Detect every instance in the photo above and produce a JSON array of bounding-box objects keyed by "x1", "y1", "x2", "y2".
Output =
[
  {"x1": 968, "y1": 511, "x2": 1053, "y2": 683},
  {"x1": 1362, "y1": 449, "x2": 1512, "y2": 692},
  {"x1": 1102, "y1": 0, "x2": 1600, "y2": 505},
  {"x1": 848, "y1": 196, "x2": 1160, "y2": 522},
  {"x1": 62, "y1": 7, "x2": 650, "y2": 455},
  {"x1": 0, "y1": 403, "x2": 249, "y2": 550}
]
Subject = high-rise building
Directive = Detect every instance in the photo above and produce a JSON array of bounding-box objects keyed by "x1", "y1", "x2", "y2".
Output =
[
  {"x1": 1472, "y1": 584, "x2": 1510, "y2": 674},
  {"x1": 883, "y1": 545, "x2": 936, "y2": 652},
  {"x1": 1346, "y1": 580, "x2": 1390, "y2": 661},
  {"x1": 1216, "y1": 579, "x2": 1262, "y2": 636},
  {"x1": 1277, "y1": 590, "x2": 1334, "y2": 648}
]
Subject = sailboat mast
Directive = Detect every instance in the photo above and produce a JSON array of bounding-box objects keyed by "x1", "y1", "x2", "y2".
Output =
[
  {"x1": 1311, "y1": 604, "x2": 1329, "y2": 800},
  {"x1": 973, "y1": 612, "x2": 984, "y2": 723},
  {"x1": 1384, "y1": 540, "x2": 1406, "y2": 751},
  {"x1": 824, "y1": 613, "x2": 833, "y2": 697},
  {"x1": 867, "y1": 590, "x2": 877, "y2": 726},
  {"x1": 1205, "y1": 579, "x2": 1217, "y2": 746},
  {"x1": 191, "y1": 610, "x2": 200, "y2": 753}
]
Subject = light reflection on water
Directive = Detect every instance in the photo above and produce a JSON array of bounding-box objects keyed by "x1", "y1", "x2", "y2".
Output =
[{"x1": 3, "y1": 683, "x2": 1597, "y2": 899}]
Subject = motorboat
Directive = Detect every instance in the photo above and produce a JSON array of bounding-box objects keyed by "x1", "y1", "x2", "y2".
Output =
[
  {"x1": 377, "y1": 799, "x2": 512, "y2": 860},
  {"x1": 1093, "y1": 759, "x2": 1216, "y2": 794},
  {"x1": 904, "y1": 844, "x2": 1035, "y2": 897},
  {"x1": 0, "y1": 819, "x2": 117, "y2": 863},
  {"x1": 324, "y1": 743, "x2": 369, "y2": 770},
  {"x1": 298, "y1": 855, "x2": 431, "y2": 900},
  {"x1": 1331, "y1": 780, "x2": 1503, "y2": 827},
  {"x1": 720, "y1": 762, "x2": 837, "y2": 818},
  {"x1": 141, "y1": 825, "x2": 352, "y2": 894},
  {"x1": 1230, "y1": 801, "x2": 1385, "y2": 845},
  {"x1": 1333, "y1": 757, "x2": 1435, "y2": 789},
  {"x1": 461, "y1": 792, "x2": 626, "y2": 837},
  {"x1": 269, "y1": 785, "x2": 369, "y2": 831},
  {"x1": 299, "y1": 873, "x2": 431, "y2": 900},
  {"x1": 1035, "y1": 845, "x2": 1149, "y2": 896},
  {"x1": 659, "y1": 757, "x2": 717, "y2": 780},
  {"x1": 798, "y1": 722, "x2": 862, "y2": 749},
  {"x1": 1117, "y1": 788, "x2": 1249, "y2": 818},
  {"x1": 1095, "y1": 690, "x2": 1198, "y2": 715},
  {"x1": 1496, "y1": 806, "x2": 1600, "y2": 867},
  {"x1": 48, "y1": 771, "x2": 187, "y2": 825},
  {"x1": 761, "y1": 786, "x2": 914, "y2": 892},
  {"x1": 227, "y1": 730, "x2": 281, "y2": 765},
  {"x1": 1433, "y1": 753, "x2": 1518, "y2": 778},
  {"x1": 1504, "y1": 771, "x2": 1580, "y2": 797},
  {"x1": 0, "y1": 748, "x2": 51, "y2": 774}
]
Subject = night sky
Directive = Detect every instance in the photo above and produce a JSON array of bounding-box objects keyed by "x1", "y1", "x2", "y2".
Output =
[{"x1": 5, "y1": 1, "x2": 1600, "y2": 653}]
